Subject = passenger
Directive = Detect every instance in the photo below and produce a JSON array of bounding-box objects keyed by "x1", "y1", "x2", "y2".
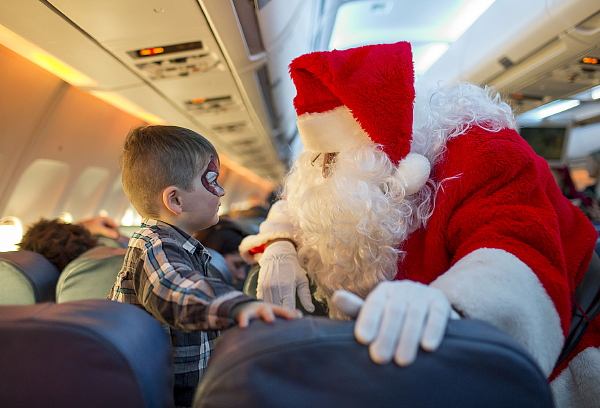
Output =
[
  {"x1": 192, "y1": 218, "x2": 249, "y2": 289},
  {"x1": 229, "y1": 193, "x2": 273, "y2": 235},
  {"x1": 107, "y1": 125, "x2": 301, "y2": 408},
  {"x1": 17, "y1": 218, "x2": 98, "y2": 272},
  {"x1": 238, "y1": 42, "x2": 599, "y2": 407}
]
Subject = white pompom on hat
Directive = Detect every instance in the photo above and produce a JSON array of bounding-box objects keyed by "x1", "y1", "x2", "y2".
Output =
[{"x1": 289, "y1": 41, "x2": 430, "y2": 195}]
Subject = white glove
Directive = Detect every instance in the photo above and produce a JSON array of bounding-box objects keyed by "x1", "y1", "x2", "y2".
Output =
[
  {"x1": 257, "y1": 240, "x2": 315, "y2": 312},
  {"x1": 332, "y1": 280, "x2": 454, "y2": 366}
]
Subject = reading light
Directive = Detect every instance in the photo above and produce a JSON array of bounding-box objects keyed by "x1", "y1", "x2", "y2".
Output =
[
  {"x1": 534, "y1": 100, "x2": 580, "y2": 119},
  {"x1": 591, "y1": 87, "x2": 600, "y2": 100}
]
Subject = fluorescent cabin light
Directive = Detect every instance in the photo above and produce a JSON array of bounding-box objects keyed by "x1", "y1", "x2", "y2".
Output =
[
  {"x1": 442, "y1": 0, "x2": 497, "y2": 41},
  {"x1": 414, "y1": 43, "x2": 450, "y2": 74},
  {"x1": 328, "y1": 0, "x2": 497, "y2": 76},
  {"x1": 534, "y1": 100, "x2": 580, "y2": 119},
  {"x1": 0, "y1": 24, "x2": 98, "y2": 88},
  {"x1": 89, "y1": 91, "x2": 165, "y2": 124},
  {"x1": 592, "y1": 87, "x2": 600, "y2": 100}
]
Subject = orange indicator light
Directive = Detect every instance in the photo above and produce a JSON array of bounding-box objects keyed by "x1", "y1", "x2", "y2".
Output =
[{"x1": 139, "y1": 47, "x2": 165, "y2": 56}]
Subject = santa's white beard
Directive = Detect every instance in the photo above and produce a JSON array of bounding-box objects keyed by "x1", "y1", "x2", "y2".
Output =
[
  {"x1": 284, "y1": 144, "x2": 434, "y2": 318},
  {"x1": 281, "y1": 83, "x2": 517, "y2": 318}
]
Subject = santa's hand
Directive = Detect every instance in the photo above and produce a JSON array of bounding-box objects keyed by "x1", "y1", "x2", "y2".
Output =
[
  {"x1": 332, "y1": 281, "x2": 452, "y2": 366},
  {"x1": 257, "y1": 240, "x2": 315, "y2": 312}
]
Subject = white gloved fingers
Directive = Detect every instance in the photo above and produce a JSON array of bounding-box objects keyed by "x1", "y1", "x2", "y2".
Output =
[
  {"x1": 257, "y1": 262, "x2": 280, "y2": 305},
  {"x1": 369, "y1": 297, "x2": 407, "y2": 365},
  {"x1": 420, "y1": 297, "x2": 451, "y2": 351},
  {"x1": 394, "y1": 302, "x2": 427, "y2": 366},
  {"x1": 280, "y1": 281, "x2": 296, "y2": 311},
  {"x1": 296, "y1": 275, "x2": 315, "y2": 312},
  {"x1": 331, "y1": 290, "x2": 363, "y2": 318},
  {"x1": 352, "y1": 280, "x2": 452, "y2": 367},
  {"x1": 354, "y1": 282, "x2": 390, "y2": 345}
]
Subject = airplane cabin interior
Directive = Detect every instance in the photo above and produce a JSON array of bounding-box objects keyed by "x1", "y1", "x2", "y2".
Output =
[{"x1": 1, "y1": 1, "x2": 600, "y2": 406}]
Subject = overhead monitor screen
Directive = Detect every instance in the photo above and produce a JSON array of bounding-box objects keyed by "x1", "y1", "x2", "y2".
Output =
[{"x1": 518, "y1": 126, "x2": 568, "y2": 162}]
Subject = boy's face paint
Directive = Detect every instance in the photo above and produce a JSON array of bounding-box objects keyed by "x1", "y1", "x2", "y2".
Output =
[{"x1": 201, "y1": 156, "x2": 225, "y2": 197}]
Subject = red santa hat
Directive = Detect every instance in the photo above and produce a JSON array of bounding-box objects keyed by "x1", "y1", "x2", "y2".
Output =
[{"x1": 289, "y1": 41, "x2": 430, "y2": 195}]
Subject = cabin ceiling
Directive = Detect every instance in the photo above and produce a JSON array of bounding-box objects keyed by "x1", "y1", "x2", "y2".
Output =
[
  {"x1": 1, "y1": 0, "x2": 600, "y2": 170},
  {"x1": 0, "y1": 0, "x2": 331, "y2": 184}
]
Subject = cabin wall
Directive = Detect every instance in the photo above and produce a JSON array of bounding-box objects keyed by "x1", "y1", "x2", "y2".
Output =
[
  {"x1": 0, "y1": 43, "x2": 273, "y2": 232},
  {"x1": 0, "y1": 43, "x2": 142, "y2": 228}
]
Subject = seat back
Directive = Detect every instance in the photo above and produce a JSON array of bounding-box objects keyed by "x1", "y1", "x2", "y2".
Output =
[
  {"x1": 56, "y1": 246, "x2": 126, "y2": 302},
  {"x1": 194, "y1": 317, "x2": 554, "y2": 408},
  {"x1": 0, "y1": 251, "x2": 60, "y2": 304},
  {"x1": 0, "y1": 299, "x2": 174, "y2": 408},
  {"x1": 206, "y1": 248, "x2": 233, "y2": 286}
]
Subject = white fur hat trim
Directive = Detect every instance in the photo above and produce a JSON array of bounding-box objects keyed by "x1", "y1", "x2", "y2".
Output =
[
  {"x1": 296, "y1": 105, "x2": 371, "y2": 152},
  {"x1": 396, "y1": 153, "x2": 431, "y2": 195}
]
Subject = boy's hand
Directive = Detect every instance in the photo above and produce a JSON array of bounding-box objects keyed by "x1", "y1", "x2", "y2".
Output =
[{"x1": 235, "y1": 301, "x2": 303, "y2": 328}]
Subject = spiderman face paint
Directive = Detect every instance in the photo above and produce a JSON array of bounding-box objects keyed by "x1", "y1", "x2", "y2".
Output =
[{"x1": 201, "y1": 156, "x2": 224, "y2": 197}]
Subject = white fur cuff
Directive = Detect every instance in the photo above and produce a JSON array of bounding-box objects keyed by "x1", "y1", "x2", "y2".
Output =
[{"x1": 430, "y1": 247, "x2": 563, "y2": 376}]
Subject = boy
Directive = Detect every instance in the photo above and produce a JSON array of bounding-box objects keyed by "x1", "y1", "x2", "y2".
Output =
[{"x1": 108, "y1": 125, "x2": 300, "y2": 407}]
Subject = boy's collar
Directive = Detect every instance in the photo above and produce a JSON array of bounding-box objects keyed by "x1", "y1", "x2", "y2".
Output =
[{"x1": 141, "y1": 218, "x2": 205, "y2": 254}]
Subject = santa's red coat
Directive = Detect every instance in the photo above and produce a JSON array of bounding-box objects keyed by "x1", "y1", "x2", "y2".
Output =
[
  {"x1": 398, "y1": 125, "x2": 598, "y2": 380},
  {"x1": 240, "y1": 124, "x2": 600, "y2": 407}
]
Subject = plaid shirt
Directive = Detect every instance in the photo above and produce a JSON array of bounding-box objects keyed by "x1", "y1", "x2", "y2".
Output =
[{"x1": 109, "y1": 219, "x2": 254, "y2": 407}]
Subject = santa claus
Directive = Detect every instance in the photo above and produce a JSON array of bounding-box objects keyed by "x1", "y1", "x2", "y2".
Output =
[{"x1": 239, "y1": 42, "x2": 600, "y2": 407}]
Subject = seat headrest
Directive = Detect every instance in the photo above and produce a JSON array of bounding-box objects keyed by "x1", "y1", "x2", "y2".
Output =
[
  {"x1": 0, "y1": 299, "x2": 174, "y2": 408},
  {"x1": 56, "y1": 246, "x2": 126, "y2": 302},
  {"x1": 194, "y1": 317, "x2": 553, "y2": 408},
  {"x1": 0, "y1": 251, "x2": 60, "y2": 304}
]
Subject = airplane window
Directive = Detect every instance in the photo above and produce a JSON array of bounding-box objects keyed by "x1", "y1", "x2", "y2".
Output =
[
  {"x1": 97, "y1": 175, "x2": 130, "y2": 223},
  {"x1": 62, "y1": 166, "x2": 110, "y2": 222},
  {"x1": 4, "y1": 159, "x2": 70, "y2": 226},
  {"x1": 58, "y1": 212, "x2": 73, "y2": 223},
  {"x1": 0, "y1": 216, "x2": 23, "y2": 252},
  {"x1": 120, "y1": 206, "x2": 142, "y2": 227}
]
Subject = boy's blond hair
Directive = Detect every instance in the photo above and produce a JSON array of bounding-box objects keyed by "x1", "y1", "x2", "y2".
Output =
[{"x1": 121, "y1": 125, "x2": 218, "y2": 218}]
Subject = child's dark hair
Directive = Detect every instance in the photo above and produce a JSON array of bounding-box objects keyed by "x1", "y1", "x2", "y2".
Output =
[
  {"x1": 18, "y1": 218, "x2": 98, "y2": 271},
  {"x1": 121, "y1": 125, "x2": 218, "y2": 218}
]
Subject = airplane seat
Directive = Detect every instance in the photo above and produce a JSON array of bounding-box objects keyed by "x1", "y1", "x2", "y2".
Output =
[
  {"x1": 56, "y1": 246, "x2": 126, "y2": 303},
  {"x1": 206, "y1": 248, "x2": 233, "y2": 286},
  {"x1": 194, "y1": 317, "x2": 554, "y2": 408},
  {"x1": 0, "y1": 250, "x2": 60, "y2": 305},
  {"x1": 93, "y1": 234, "x2": 128, "y2": 248},
  {"x1": 0, "y1": 299, "x2": 174, "y2": 408}
]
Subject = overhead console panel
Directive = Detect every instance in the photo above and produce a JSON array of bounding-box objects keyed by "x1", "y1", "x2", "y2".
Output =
[{"x1": 418, "y1": 0, "x2": 600, "y2": 115}]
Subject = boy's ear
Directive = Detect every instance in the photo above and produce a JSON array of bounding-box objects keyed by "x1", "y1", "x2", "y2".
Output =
[{"x1": 162, "y1": 186, "x2": 183, "y2": 215}]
